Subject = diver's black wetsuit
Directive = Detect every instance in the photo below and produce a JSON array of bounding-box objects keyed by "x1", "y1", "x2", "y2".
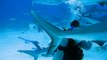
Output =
[{"x1": 58, "y1": 38, "x2": 84, "y2": 60}]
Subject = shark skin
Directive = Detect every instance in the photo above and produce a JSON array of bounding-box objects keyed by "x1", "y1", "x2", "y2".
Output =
[
  {"x1": 81, "y1": 0, "x2": 107, "y2": 6},
  {"x1": 32, "y1": 0, "x2": 104, "y2": 6},
  {"x1": 80, "y1": 0, "x2": 107, "y2": 6},
  {"x1": 81, "y1": 16, "x2": 101, "y2": 25},
  {"x1": 32, "y1": 0, "x2": 69, "y2": 5},
  {"x1": 31, "y1": 10, "x2": 107, "y2": 55},
  {"x1": 79, "y1": 0, "x2": 99, "y2": 5},
  {"x1": 31, "y1": 10, "x2": 64, "y2": 55},
  {"x1": 32, "y1": 0, "x2": 97, "y2": 5}
]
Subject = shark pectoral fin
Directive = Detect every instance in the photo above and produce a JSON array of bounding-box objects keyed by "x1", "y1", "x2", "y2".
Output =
[
  {"x1": 31, "y1": 10, "x2": 63, "y2": 54},
  {"x1": 31, "y1": 10, "x2": 63, "y2": 37},
  {"x1": 46, "y1": 42, "x2": 57, "y2": 54},
  {"x1": 46, "y1": 37, "x2": 62, "y2": 55}
]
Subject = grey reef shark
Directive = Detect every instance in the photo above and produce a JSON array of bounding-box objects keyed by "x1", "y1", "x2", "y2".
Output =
[{"x1": 31, "y1": 9, "x2": 107, "y2": 55}]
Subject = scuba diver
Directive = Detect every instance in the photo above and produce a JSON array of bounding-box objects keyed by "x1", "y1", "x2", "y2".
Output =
[
  {"x1": 53, "y1": 20, "x2": 92, "y2": 60},
  {"x1": 53, "y1": 38, "x2": 92, "y2": 60},
  {"x1": 31, "y1": 10, "x2": 93, "y2": 60},
  {"x1": 63, "y1": 20, "x2": 80, "y2": 31}
]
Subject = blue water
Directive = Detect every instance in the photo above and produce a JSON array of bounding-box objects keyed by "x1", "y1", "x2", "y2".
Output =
[{"x1": 0, "y1": 0, "x2": 107, "y2": 60}]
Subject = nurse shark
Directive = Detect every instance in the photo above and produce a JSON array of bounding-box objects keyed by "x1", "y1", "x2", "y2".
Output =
[{"x1": 31, "y1": 10, "x2": 107, "y2": 55}]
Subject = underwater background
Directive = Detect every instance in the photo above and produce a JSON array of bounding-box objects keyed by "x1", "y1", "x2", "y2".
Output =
[{"x1": 0, "y1": 0, "x2": 107, "y2": 60}]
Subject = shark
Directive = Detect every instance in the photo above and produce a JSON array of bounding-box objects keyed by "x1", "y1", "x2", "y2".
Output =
[
  {"x1": 79, "y1": 0, "x2": 99, "y2": 5},
  {"x1": 18, "y1": 37, "x2": 50, "y2": 60},
  {"x1": 32, "y1": 0, "x2": 104, "y2": 6},
  {"x1": 73, "y1": 0, "x2": 107, "y2": 6},
  {"x1": 31, "y1": 10, "x2": 107, "y2": 55},
  {"x1": 32, "y1": 0, "x2": 69, "y2": 5}
]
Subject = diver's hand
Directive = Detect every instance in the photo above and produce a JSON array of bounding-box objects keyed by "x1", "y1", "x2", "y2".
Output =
[{"x1": 62, "y1": 27, "x2": 69, "y2": 31}]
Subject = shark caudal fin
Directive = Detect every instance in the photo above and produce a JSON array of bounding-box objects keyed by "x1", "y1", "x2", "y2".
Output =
[{"x1": 31, "y1": 10, "x2": 64, "y2": 55}]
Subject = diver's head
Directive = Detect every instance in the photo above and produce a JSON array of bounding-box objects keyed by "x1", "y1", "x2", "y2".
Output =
[
  {"x1": 70, "y1": 20, "x2": 80, "y2": 28},
  {"x1": 67, "y1": 38, "x2": 76, "y2": 46}
]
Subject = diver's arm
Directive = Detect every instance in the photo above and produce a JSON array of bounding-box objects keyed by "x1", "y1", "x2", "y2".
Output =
[{"x1": 79, "y1": 40, "x2": 92, "y2": 50}]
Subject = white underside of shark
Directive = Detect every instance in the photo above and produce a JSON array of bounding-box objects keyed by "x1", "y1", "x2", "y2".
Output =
[{"x1": 31, "y1": 10, "x2": 107, "y2": 55}]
